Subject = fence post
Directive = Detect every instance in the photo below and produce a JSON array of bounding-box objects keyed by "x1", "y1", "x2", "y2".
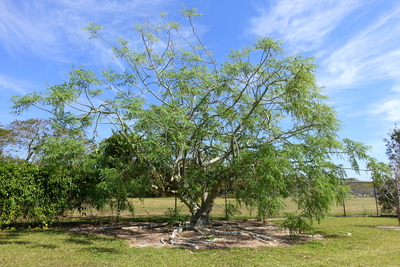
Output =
[
  {"x1": 341, "y1": 178, "x2": 347, "y2": 217},
  {"x1": 343, "y1": 195, "x2": 347, "y2": 217},
  {"x1": 374, "y1": 186, "x2": 379, "y2": 216},
  {"x1": 225, "y1": 182, "x2": 228, "y2": 221},
  {"x1": 174, "y1": 195, "x2": 177, "y2": 216}
]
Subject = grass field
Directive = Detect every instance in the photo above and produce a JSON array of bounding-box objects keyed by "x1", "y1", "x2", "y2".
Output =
[
  {"x1": 1, "y1": 216, "x2": 400, "y2": 266},
  {"x1": 67, "y1": 196, "x2": 380, "y2": 220},
  {"x1": 1, "y1": 197, "x2": 392, "y2": 266}
]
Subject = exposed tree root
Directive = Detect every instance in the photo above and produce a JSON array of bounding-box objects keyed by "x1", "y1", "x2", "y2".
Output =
[
  {"x1": 168, "y1": 225, "x2": 199, "y2": 249},
  {"x1": 70, "y1": 222, "x2": 169, "y2": 232},
  {"x1": 70, "y1": 220, "x2": 312, "y2": 249},
  {"x1": 122, "y1": 222, "x2": 169, "y2": 230},
  {"x1": 162, "y1": 221, "x2": 281, "y2": 249},
  {"x1": 201, "y1": 227, "x2": 277, "y2": 242}
]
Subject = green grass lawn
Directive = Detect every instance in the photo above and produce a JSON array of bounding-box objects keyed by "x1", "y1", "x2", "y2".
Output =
[
  {"x1": 67, "y1": 196, "x2": 379, "y2": 220},
  {"x1": 1, "y1": 216, "x2": 399, "y2": 266}
]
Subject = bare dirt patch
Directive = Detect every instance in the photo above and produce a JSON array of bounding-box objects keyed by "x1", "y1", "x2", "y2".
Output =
[{"x1": 70, "y1": 219, "x2": 323, "y2": 250}]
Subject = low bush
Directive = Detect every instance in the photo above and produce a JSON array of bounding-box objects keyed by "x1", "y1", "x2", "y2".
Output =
[{"x1": 0, "y1": 160, "x2": 93, "y2": 226}]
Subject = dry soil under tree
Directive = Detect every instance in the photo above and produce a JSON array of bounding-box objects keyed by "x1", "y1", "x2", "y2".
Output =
[{"x1": 70, "y1": 219, "x2": 323, "y2": 250}]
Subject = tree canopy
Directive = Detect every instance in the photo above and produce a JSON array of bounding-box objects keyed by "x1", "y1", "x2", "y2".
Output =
[{"x1": 11, "y1": 8, "x2": 389, "y2": 229}]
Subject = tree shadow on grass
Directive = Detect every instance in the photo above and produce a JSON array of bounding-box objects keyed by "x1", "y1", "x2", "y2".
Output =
[
  {"x1": 323, "y1": 234, "x2": 351, "y2": 239},
  {"x1": 86, "y1": 246, "x2": 121, "y2": 254},
  {"x1": 0, "y1": 233, "x2": 58, "y2": 249},
  {"x1": 65, "y1": 236, "x2": 93, "y2": 245},
  {"x1": 31, "y1": 243, "x2": 58, "y2": 249},
  {"x1": 0, "y1": 230, "x2": 31, "y2": 245},
  {"x1": 0, "y1": 230, "x2": 24, "y2": 239},
  {"x1": 65, "y1": 232, "x2": 124, "y2": 254},
  {"x1": 0, "y1": 240, "x2": 31, "y2": 245},
  {"x1": 65, "y1": 231, "x2": 118, "y2": 244}
]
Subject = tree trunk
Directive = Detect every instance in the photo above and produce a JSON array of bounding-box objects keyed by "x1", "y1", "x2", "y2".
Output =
[
  {"x1": 189, "y1": 181, "x2": 223, "y2": 226},
  {"x1": 190, "y1": 204, "x2": 213, "y2": 226},
  {"x1": 396, "y1": 185, "x2": 400, "y2": 227},
  {"x1": 397, "y1": 209, "x2": 400, "y2": 227},
  {"x1": 395, "y1": 178, "x2": 400, "y2": 227}
]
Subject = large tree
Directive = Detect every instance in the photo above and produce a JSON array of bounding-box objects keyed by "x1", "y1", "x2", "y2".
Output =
[{"x1": 11, "y1": 8, "x2": 388, "y2": 228}]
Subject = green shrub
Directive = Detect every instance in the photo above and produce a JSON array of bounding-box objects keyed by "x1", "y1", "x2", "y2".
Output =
[
  {"x1": 0, "y1": 158, "x2": 96, "y2": 226},
  {"x1": 0, "y1": 161, "x2": 47, "y2": 225},
  {"x1": 281, "y1": 212, "x2": 315, "y2": 236}
]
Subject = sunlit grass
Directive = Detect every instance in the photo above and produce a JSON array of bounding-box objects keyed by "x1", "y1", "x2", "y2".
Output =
[{"x1": 1, "y1": 216, "x2": 399, "y2": 266}]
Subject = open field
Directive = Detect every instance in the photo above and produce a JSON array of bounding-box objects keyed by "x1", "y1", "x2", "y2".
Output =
[
  {"x1": 68, "y1": 196, "x2": 379, "y2": 220},
  {"x1": 1, "y1": 216, "x2": 400, "y2": 266}
]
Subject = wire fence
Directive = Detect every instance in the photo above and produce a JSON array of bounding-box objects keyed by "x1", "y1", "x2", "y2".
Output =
[
  {"x1": 343, "y1": 181, "x2": 379, "y2": 217},
  {"x1": 67, "y1": 181, "x2": 382, "y2": 220},
  {"x1": 70, "y1": 188, "x2": 381, "y2": 221}
]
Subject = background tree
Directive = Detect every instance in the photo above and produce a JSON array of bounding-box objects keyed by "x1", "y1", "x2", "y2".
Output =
[
  {"x1": 0, "y1": 118, "x2": 53, "y2": 162},
  {"x1": 345, "y1": 178, "x2": 374, "y2": 197},
  {"x1": 11, "y1": 8, "x2": 388, "y2": 229},
  {"x1": 0, "y1": 126, "x2": 13, "y2": 159},
  {"x1": 377, "y1": 125, "x2": 400, "y2": 225},
  {"x1": 377, "y1": 178, "x2": 396, "y2": 213}
]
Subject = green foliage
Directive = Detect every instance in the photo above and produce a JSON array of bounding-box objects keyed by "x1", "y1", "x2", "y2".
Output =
[
  {"x1": 281, "y1": 212, "x2": 315, "y2": 236},
  {"x1": 384, "y1": 125, "x2": 400, "y2": 165},
  {"x1": 10, "y1": 7, "x2": 388, "y2": 230},
  {"x1": 224, "y1": 201, "x2": 242, "y2": 220},
  {"x1": 37, "y1": 136, "x2": 100, "y2": 213},
  {"x1": 0, "y1": 161, "x2": 43, "y2": 225},
  {"x1": 377, "y1": 125, "x2": 400, "y2": 221},
  {"x1": 164, "y1": 207, "x2": 188, "y2": 225},
  {"x1": 94, "y1": 132, "x2": 151, "y2": 213},
  {"x1": 0, "y1": 160, "x2": 91, "y2": 226},
  {"x1": 378, "y1": 179, "x2": 396, "y2": 213},
  {"x1": 0, "y1": 132, "x2": 101, "y2": 226},
  {"x1": 181, "y1": 6, "x2": 202, "y2": 18}
]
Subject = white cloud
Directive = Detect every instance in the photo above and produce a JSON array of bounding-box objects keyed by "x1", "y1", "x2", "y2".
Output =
[
  {"x1": 249, "y1": 1, "x2": 400, "y2": 92},
  {"x1": 250, "y1": 0, "x2": 362, "y2": 51},
  {"x1": 370, "y1": 95, "x2": 400, "y2": 122},
  {"x1": 318, "y1": 5, "x2": 400, "y2": 90},
  {"x1": 249, "y1": 0, "x2": 400, "y2": 162},
  {"x1": 392, "y1": 84, "x2": 400, "y2": 93},
  {"x1": 0, "y1": 0, "x2": 176, "y2": 64},
  {"x1": 0, "y1": 1, "x2": 56, "y2": 57},
  {"x1": 0, "y1": 74, "x2": 34, "y2": 95}
]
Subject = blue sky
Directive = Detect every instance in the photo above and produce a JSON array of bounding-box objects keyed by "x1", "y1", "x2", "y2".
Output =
[{"x1": 1, "y1": 0, "x2": 400, "y2": 179}]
